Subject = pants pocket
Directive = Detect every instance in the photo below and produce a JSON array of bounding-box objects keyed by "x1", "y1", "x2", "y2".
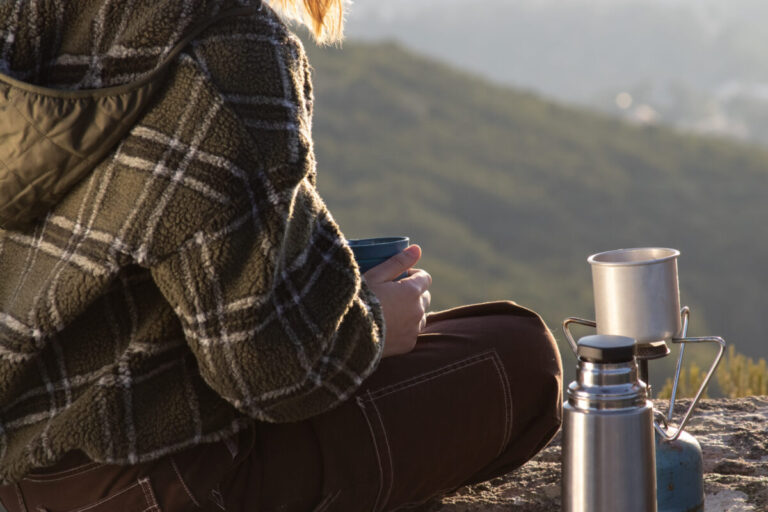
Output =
[
  {"x1": 56, "y1": 477, "x2": 160, "y2": 512},
  {"x1": 356, "y1": 350, "x2": 512, "y2": 512}
]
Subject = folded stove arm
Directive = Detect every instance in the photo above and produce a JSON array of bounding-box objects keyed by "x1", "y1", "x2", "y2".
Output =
[{"x1": 658, "y1": 306, "x2": 726, "y2": 442}]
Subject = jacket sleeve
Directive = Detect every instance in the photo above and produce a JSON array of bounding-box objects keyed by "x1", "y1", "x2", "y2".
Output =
[
  {"x1": 150, "y1": 173, "x2": 385, "y2": 423},
  {"x1": 148, "y1": 14, "x2": 385, "y2": 422}
]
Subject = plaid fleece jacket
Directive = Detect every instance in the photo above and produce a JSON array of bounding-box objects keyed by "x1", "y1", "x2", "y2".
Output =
[{"x1": 0, "y1": 0, "x2": 384, "y2": 483}]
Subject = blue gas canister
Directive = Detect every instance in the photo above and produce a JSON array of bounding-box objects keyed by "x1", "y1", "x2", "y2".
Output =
[{"x1": 655, "y1": 430, "x2": 704, "y2": 512}]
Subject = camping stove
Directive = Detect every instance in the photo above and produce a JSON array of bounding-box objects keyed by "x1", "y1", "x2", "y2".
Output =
[{"x1": 561, "y1": 248, "x2": 726, "y2": 512}]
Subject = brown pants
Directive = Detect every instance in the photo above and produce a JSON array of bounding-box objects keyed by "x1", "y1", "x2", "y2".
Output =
[{"x1": 0, "y1": 302, "x2": 563, "y2": 512}]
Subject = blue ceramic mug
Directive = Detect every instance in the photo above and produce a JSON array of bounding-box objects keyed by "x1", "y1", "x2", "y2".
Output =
[{"x1": 347, "y1": 236, "x2": 410, "y2": 280}]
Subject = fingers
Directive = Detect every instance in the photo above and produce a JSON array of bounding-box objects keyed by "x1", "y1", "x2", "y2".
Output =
[
  {"x1": 421, "y1": 290, "x2": 431, "y2": 313},
  {"x1": 418, "y1": 290, "x2": 430, "y2": 334},
  {"x1": 363, "y1": 245, "x2": 421, "y2": 283},
  {"x1": 407, "y1": 268, "x2": 433, "y2": 287},
  {"x1": 403, "y1": 269, "x2": 432, "y2": 295},
  {"x1": 419, "y1": 314, "x2": 427, "y2": 333}
]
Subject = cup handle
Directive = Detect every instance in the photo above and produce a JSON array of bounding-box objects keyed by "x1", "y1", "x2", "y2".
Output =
[
  {"x1": 667, "y1": 306, "x2": 690, "y2": 422},
  {"x1": 655, "y1": 328, "x2": 726, "y2": 442},
  {"x1": 563, "y1": 317, "x2": 597, "y2": 354}
]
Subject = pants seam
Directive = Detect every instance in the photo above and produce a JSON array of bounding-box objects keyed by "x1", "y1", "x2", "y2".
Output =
[
  {"x1": 312, "y1": 489, "x2": 341, "y2": 512},
  {"x1": 22, "y1": 464, "x2": 102, "y2": 483},
  {"x1": 358, "y1": 350, "x2": 515, "y2": 509},
  {"x1": 139, "y1": 477, "x2": 160, "y2": 511},
  {"x1": 24, "y1": 462, "x2": 99, "y2": 481},
  {"x1": 210, "y1": 487, "x2": 226, "y2": 511},
  {"x1": 489, "y1": 350, "x2": 514, "y2": 454},
  {"x1": 14, "y1": 483, "x2": 27, "y2": 512},
  {"x1": 66, "y1": 481, "x2": 143, "y2": 512},
  {"x1": 365, "y1": 352, "x2": 496, "y2": 401},
  {"x1": 367, "y1": 393, "x2": 395, "y2": 511},
  {"x1": 356, "y1": 396, "x2": 387, "y2": 512},
  {"x1": 171, "y1": 456, "x2": 202, "y2": 507},
  {"x1": 223, "y1": 436, "x2": 238, "y2": 459}
]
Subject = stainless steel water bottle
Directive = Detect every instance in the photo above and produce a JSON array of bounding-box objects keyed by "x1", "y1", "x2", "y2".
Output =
[{"x1": 562, "y1": 335, "x2": 657, "y2": 512}]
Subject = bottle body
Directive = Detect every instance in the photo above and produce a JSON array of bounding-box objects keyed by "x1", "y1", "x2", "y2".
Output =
[
  {"x1": 561, "y1": 335, "x2": 658, "y2": 512},
  {"x1": 562, "y1": 400, "x2": 657, "y2": 512}
]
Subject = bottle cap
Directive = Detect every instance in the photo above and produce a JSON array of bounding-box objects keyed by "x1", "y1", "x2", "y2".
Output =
[{"x1": 577, "y1": 334, "x2": 636, "y2": 363}]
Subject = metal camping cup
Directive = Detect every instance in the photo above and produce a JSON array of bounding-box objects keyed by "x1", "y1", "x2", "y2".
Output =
[{"x1": 589, "y1": 247, "x2": 682, "y2": 343}]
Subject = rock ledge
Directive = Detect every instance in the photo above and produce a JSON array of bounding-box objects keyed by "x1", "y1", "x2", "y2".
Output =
[{"x1": 429, "y1": 397, "x2": 768, "y2": 511}]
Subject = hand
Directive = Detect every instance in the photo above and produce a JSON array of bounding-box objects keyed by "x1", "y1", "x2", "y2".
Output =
[{"x1": 364, "y1": 245, "x2": 432, "y2": 358}]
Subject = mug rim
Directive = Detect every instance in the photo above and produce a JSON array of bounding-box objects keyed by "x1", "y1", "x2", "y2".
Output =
[
  {"x1": 347, "y1": 236, "x2": 409, "y2": 247},
  {"x1": 588, "y1": 247, "x2": 680, "y2": 267},
  {"x1": 347, "y1": 236, "x2": 410, "y2": 260}
]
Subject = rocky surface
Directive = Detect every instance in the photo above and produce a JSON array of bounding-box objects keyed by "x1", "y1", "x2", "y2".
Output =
[{"x1": 427, "y1": 397, "x2": 768, "y2": 511}]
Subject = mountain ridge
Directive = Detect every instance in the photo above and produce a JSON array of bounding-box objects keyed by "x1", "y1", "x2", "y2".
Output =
[{"x1": 304, "y1": 40, "x2": 768, "y2": 386}]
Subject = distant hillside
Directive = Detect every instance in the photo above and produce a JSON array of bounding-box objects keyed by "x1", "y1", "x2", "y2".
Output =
[
  {"x1": 305, "y1": 41, "x2": 768, "y2": 388},
  {"x1": 346, "y1": 0, "x2": 768, "y2": 149}
]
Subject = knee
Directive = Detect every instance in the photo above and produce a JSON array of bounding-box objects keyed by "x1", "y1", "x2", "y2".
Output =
[
  {"x1": 483, "y1": 302, "x2": 563, "y2": 383},
  {"x1": 426, "y1": 300, "x2": 563, "y2": 423},
  {"x1": 481, "y1": 304, "x2": 563, "y2": 422},
  {"x1": 516, "y1": 313, "x2": 562, "y2": 418},
  {"x1": 456, "y1": 306, "x2": 564, "y2": 484}
]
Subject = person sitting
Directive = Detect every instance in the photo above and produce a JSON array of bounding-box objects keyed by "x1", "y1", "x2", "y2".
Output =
[{"x1": 0, "y1": 0, "x2": 562, "y2": 510}]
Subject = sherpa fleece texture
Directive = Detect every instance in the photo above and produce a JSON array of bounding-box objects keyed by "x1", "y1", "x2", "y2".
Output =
[{"x1": 0, "y1": 0, "x2": 384, "y2": 484}]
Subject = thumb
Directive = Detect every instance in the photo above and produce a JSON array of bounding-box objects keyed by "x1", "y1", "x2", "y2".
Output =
[{"x1": 363, "y1": 245, "x2": 421, "y2": 283}]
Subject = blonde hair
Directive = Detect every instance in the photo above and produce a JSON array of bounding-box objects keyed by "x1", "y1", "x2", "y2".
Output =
[{"x1": 267, "y1": 0, "x2": 346, "y2": 44}]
